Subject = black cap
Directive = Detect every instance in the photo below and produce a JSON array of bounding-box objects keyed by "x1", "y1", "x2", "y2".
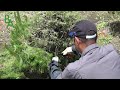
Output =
[{"x1": 68, "y1": 20, "x2": 97, "y2": 39}]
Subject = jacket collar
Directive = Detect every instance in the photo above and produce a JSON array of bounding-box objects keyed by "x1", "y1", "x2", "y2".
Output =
[{"x1": 81, "y1": 44, "x2": 99, "y2": 57}]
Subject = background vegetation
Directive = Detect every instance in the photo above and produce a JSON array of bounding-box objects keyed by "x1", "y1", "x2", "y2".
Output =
[{"x1": 0, "y1": 11, "x2": 120, "y2": 79}]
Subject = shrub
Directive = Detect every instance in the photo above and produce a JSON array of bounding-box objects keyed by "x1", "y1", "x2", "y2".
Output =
[
  {"x1": 5, "y1": 11, "x2": 52, "y2": 79},
  {"x1": 29, "y1": 11, "x2": 81, "y2": 68}
]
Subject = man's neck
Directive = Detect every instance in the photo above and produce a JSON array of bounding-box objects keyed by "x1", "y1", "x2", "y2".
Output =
[
  {"x1": 86, "y1": 41, "x2": 96, "y2": 47},
  {"x1": 81, "y1": 41, "x2": 96, "y2": 53}
]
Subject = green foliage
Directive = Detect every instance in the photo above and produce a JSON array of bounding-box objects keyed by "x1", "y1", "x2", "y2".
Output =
[
  {"x1": 30, "y1": 11, "x2": 80, "y2": 56},
  {"x1": 96, "y1": 21, "x2": 107, "y2": 30},
  {"x1": 1, "y1": 11, "x2": 120, "y2": 79},
  {"x1": 28, "y1": 11, "x2": 81, "y2": 68},
  {"x1": 97, "y1": 35, "x2": 113, "y2": 45},
  {"x1": 0, "y1": 49, "x2": 23, "y2": 79},
  {"x1": 96, "y1": 21, "x2": 113, "y2": 45},
  {"x1": 4, "y1": 11, "x2": 52, "y2": 79},
  {"x1": 20, "y1": 46, "x2": 52, "y2": 73}
]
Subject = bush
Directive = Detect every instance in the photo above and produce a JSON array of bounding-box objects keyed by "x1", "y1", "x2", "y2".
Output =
[
  {"x1": 1, "y1": 11, "x2": 120, "y2": 79},
  {"x1": 4, "y1": 11, "x2": 52, "y2": 79},
  {"x1": 30, "y1": 11, "x2": 81, "y2": 51},
  {"x1": 0, "y1": 48, "x2": 23, "y2": 79},
  {"x1": 28, "y1": 11, "x2": 81, "y2": 68}
]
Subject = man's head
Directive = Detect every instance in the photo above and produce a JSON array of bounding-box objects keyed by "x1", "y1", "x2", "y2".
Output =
[{"x1": 69, "y1": 20, "x2": 98, "y2": 53}]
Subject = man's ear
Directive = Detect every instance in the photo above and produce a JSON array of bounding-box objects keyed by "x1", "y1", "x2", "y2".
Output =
[{"x1": 75, "y1": 37, "x2": 81, "y2": 44}]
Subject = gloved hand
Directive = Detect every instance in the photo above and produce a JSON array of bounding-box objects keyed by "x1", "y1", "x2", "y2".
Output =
[
  {"x1": 62, "y1": 46, "x2": 73, "y2": 55},
  {"x1": 52, "y1": 56, "x2": 59, "y2": 62}
]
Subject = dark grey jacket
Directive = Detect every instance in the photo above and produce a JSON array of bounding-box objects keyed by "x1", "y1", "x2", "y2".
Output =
[{"x1": 49, "y1": 44, "x2": 120, "y2": 79}]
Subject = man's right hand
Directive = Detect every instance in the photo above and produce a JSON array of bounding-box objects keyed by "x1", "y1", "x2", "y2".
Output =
[{"x1": 62, "y1": 46, "x2": 73, "y2": 55}]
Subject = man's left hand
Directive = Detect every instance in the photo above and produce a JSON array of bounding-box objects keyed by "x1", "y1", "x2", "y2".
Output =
[{"x1": 52, "y1": 56, "x2": 59, "y2": 62}]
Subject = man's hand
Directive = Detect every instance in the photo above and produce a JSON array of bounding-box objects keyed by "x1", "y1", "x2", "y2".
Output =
[
  {"x1": 52, "y1": 56, "x2": 59, "y2": 62},
  {"x1": 49, "y1": 56, "x2": 62, "y2": 79},
  {"x1": 62, "y1": 46, "x2": 73, "y2": 55}
]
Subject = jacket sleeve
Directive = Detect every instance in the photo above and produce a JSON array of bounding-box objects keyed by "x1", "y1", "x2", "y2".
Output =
[
  {"x1": 56, "y1": 66, "x2": 74, "y2": 79},
  {"x1": 49, "y1": 61, "x2": 73, "y2": 79},
  {"x1": 49, "y1": 61, "x2": 62, "y2": 79}
]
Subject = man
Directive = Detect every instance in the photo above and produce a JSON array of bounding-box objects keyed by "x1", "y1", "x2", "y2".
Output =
[{"x1": 49, "y1": 20, "x2": 120, "y2": 79}]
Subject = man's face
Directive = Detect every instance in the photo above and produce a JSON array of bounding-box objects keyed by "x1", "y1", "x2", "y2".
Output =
[{"x1": 74, "y1": 37, "x2": 80, "y2": 53}]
